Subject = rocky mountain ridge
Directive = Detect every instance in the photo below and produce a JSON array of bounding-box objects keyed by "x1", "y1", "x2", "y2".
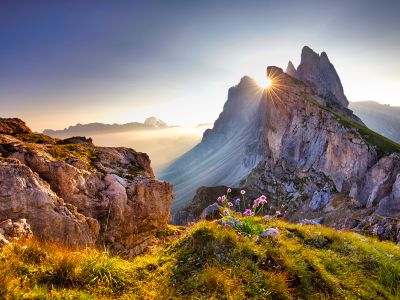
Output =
[
  {"x1": 167, "y1": 47, "x2": 400, "y2": 239},
  {"x1": 0, "y1": 118, "x2": 173, "y2": 255}
]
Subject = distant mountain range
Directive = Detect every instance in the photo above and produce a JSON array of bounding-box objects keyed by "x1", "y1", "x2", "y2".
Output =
[
  {"x1": 349, "y1": 101, "x2": 400, "y2": 142},
  {"x1": 43, "y1": 116, "x2": 172, "y2": 137}
]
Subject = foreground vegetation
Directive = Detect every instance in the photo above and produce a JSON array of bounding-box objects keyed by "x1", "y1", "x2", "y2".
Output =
[{"x1": 1, "y1": 217, "x2": 400, "y2": 299}]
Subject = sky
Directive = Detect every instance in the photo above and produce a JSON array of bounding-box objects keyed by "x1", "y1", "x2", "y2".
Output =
[{"x1": 1, "y1": 0, "x2": 400, "y2": 132}]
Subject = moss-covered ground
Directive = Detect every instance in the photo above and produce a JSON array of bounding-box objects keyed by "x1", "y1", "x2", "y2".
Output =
[{"x1": 1, "y1": 217, "x2": 399, "y2": 299}]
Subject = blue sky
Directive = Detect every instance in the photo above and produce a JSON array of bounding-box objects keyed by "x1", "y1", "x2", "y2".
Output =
[{"x1": 1, "y1": 0, "x2": 399, "y2": 131}]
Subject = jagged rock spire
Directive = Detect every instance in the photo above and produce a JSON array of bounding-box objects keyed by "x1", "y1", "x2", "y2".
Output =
[
  {"x1": 285, "y1": 60, "x2": 296, "y2": 77},
  {"x1": 295, "y1": 46, "x2": 349, "y2": 107}
]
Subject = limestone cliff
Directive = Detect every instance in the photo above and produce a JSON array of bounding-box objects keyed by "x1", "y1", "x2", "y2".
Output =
[{"x1": 0, "y1": 118, "x2": 173, "y2": 255}]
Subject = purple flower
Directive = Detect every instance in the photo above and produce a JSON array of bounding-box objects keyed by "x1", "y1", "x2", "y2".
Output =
[
  {"x1": 223, "y1": 209, "x2": 230, "y2": 216},
  {"x1": 243, "y1": 209, "x2": 253, "y2": 216},
  {"x1": 234, "y1": 198, "x2": 240, "y2": 205},
  {"x1": 228, "y1": 202, "x2": 233, "y2": 207},
  {"x1": 275, "y1": 210, "x2": 282, "y2": 216},
  {"x1": 260, "y1": 195, "x2": 267, "y2": 201},
  {"x1": 227, "y1": 188, "x2": 232, "y2": 193},
  {"x1": 258, "y1": 198, "x2": 267, "y2": 205},
  {"x1": 240, "y1": 190, "x2": 246, "y2": 195}
]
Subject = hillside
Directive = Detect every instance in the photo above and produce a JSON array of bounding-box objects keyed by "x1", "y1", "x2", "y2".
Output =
[{"x1": 1, "y1": 217, "x2": 399, "y2": 299}]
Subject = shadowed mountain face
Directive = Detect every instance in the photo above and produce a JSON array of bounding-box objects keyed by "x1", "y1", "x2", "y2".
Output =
[
  {"x1": 159, "y1": 76, "x2": 264, "y2": 212},
  {"x1": 163, "y1": 46, "x2": 400, "y2": 227},
  {"x1": 349, "y1": 101, "x2": 400, "y2": 143}
]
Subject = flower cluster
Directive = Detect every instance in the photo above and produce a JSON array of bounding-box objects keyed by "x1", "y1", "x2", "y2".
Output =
[
  {"x1": 215, "y1": 188, "x2": 274, "y2": 218},
  {"x1": 252, "y1": 195, "x2": 267, "y2": 209}
]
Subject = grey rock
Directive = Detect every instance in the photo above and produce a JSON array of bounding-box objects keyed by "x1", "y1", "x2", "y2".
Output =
[
  {"x1": 200, "y1": 203, "x2": 223, "y2": 221},
  {"x1": 259, "y1": 228, "x2": 279, "y2": 239},
  {"x1": 309, "y1": 191, "x2": 333, "y2": 211},
  {"x1": 221, "y1": 217, "x2": 242, "y2": 228},
  {"x1": 301, "y1": 217, "x2": 324, "y2": 225}
]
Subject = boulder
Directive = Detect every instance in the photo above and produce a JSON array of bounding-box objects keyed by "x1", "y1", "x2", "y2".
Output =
[
  {"x1": 200, "y1": 203, "x2": 223, "y2": 221},
  {"x1": 259, "y1": 228, "x2": 279, "y2": 239}
]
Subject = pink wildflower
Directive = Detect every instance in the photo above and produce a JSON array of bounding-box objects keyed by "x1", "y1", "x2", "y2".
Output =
[
  {"x1": 228, "y1": 202, "x2": 233, "y2": 207},
  {"x1": 227, "y1": 188, "x2": 232, "y2": 193},
  {"x1": 243, "y1": 209, "x2": 253, "y2": 216}
]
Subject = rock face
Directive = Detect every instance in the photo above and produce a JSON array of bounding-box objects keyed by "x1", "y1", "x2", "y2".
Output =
[
  {"x1": 160, "y1": 76, "x2": 264, "y2": 212},
  {"x1": 0, "y1": 121, "x2": 173, "y2": 255},
  {"x1": 294, "y1": 46, "x2": 349, "y2": 107},
  {"x1": 170, "y1": 46, "x2": 400, "y2": 240}
]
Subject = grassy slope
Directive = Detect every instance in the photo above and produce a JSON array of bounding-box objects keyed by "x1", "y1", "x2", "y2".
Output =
[
  {"x1": 1, "y1": 217, "x2": 400, "y2": 299},
  {"x1": 305, "y1": 96, "x2": 400, "y2": 157}
]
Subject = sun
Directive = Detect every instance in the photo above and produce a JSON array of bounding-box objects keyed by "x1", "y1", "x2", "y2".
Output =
[{"x1": 265, "y1": 77, "x2": 273, "y2": 89}]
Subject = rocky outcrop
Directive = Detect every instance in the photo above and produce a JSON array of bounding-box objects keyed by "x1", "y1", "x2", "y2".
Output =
[
  {"x1": 0, "y1": 120, "x2": 173, "y2": 255},
  {"x1": 295, "y1": 46, "x2": 349, "y2": 107},
  {"x1": 0, "y1": 118, "x2": 31, "y2": 135}
]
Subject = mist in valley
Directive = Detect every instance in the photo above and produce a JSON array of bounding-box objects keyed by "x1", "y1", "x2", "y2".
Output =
[{"x1": 52, "y1": 125, "x2": 210, "y2": 174}]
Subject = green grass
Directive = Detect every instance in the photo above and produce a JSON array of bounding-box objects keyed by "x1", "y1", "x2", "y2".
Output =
[
  {"x1": 15, "y1": 133, "x2": 57, "y2": 145},
  {"x1": 1, "y1": 218, "x2": 400, "y2": 299},
  {"x1": 305, "y1": 95, "x2": 400, "y2": 157},
  {"x1": 47, "y1": 144, "x2": 99, "y2": 166}
]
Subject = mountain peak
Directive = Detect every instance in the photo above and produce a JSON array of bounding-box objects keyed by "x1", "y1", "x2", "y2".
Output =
[
  {"x1": 144, "y1": 117, "x2": 168, "y2": 128},
  {"x1": 285, "y1": 60, "x2": 297, "y2": 76},
  {"x1": 295, "y1": 46, "x2": 349, "y2": 107}
]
